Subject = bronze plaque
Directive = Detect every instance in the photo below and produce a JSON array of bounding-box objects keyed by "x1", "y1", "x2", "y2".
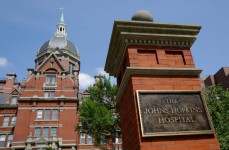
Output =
[{"x1": 136, "y1": 90, "x2": 214, "y2": 137}]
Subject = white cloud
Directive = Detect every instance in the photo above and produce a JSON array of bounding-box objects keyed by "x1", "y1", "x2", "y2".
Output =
[
  {"x1": 96, "y1": 67, "x2": 116, "y2": 84},
  {"x1": 96, "y1": 67, "x2": 109, "y2": 77},
  {"x1": 79, "y1": 67, "x2": 117, "y2": 90},
  {"x1": 79, "y1": 73, "x2": 94, "y2": 90},
  {"x1": 0, "y1": 57, "x2": 8, "y2": 67}
]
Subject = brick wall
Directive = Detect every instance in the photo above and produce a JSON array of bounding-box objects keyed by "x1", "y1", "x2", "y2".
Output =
[{"x1": 117, "y1": 46, "x2": 220, "y2": 150}]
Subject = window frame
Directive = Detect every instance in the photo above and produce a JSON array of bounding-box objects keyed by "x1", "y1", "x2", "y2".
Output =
[
  {"x1": 51, "y1": 127, "x2": 57, "y2": 136},
  {"x1": 35, "y1": 127, "x2": 41, "y2": 137},
  {"x1": 7, "y1": 134, "x2": 13, "y2": 147},
  {"x1": 44, "y1": 91, "x2": 55, "y2": 98},
  {"x1": 3, "y1": 116, "x2": 9, "y2": 127},
  {"x1": 80, "y1": 133, "x2": 85, "y2": 144},
  {"x1": 87, "y1": 134, "x2": 93, "y2": 145},
  {"x1": 11, "y1": 97, "x2": 17, "y2": 105},
  {"x1": 44, "y1": 110, "x2": 51, "y2": 120},
  {"x1": 0, "y1": 134, "x2": 6, "y2": 147},
  {"x1": 46, "y1": 75, "x2": 56, "y2": 84},
  {"x1": 36, "y1": 110, "x2": 43, "y2": 120},
  {"x1": 44, "y1": 91, "x2": 49, "y2": 98},
  {"x1": 52, "y1": 109, "x2": 58, "y2": 120},
  {"x1": 43, "y1": 127, "x2": 49, "y2": 137},
  {"x1": 11, "y1": 116, "x2": 17, "y2": 126},
  {"x1": 50, "y1": 91, "x2": 55, "y2": 98}
]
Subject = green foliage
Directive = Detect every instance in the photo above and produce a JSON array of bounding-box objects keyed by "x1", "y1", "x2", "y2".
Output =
[
  {"x1": 203, "y1": 85, "x2": 229, "y2": 150},
  {"x1": 46, "y1": 147, "x2": 54, "y2": 150},
  {"x1": 76, "y1": 76, "x2": 120, "y2": 147}
]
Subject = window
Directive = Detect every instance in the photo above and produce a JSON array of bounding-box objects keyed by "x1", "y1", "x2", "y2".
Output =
[
  {"x1": 69, "y1": 63, "x2": 75, "y2": 75},
  {"x1": 35, "y1": 128, "x2": 41, "y2": 137},
  {"x1": 52, "y1": 110, "x2": 58, "y2": 120},
  {"x1": 80, "y1": 133, "x2": 85, "y2": 144},
  {"x1": 3, "y1": 116, "x2": 9, "y2": 127},
  {"x1": 115, "y1": 138, "x2": 119, "y2": 144},
  {"x1": 11, "y1": 116, "x2": 17, "y2": 126},
  {"x1": 46, "y1": 75, "x2": 56, "y2": 84},
  {"x1": 44, "y1": 91, "x2": 55, "y2": 98},
  {"x1": 7, "y1": 134, "x2": 13, "y2": 147},
  {"x1": 50, "y1": 91, "x2": 55, "y2": 98},
  {"x1": 44, "y1": 110, "x2": 50, "y2": 120},
  {"x1": 11, "y1": 97, "x2": 17, "y2": 104},
  {"x1": 0, "y1": 86, "x2": 4, "y2": 93},
  {"x1": 88, "y1": 135, "x2": 92, "y2": 144},
  {"x1": 43, "y1": 127, "x2": 49, "y2": 137},
  {"x1": 0, "y1": 135, "x2": 5, "y2": 147},
  {"x1": 51, "y1": 127, "x2": 57, "y2": 136},
  {"x1": 37, "y1": 110, "x2": 43, "y2": 120},
  {"x1": 44, "y1": 92, "x2": 49, "y2": 98}
]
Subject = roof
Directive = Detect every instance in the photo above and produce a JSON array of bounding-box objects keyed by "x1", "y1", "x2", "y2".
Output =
[
  {"x1": 37, "y1": 39, "x2": 79, "y2": 55},
  {"x1": 0, "y1": 93, "x2": 10, "y2": 104}
]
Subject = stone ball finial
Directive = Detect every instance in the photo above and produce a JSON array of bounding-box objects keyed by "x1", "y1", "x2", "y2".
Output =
[{"x1": 131, "y1": 10, "x2": 153, "y2": 22}]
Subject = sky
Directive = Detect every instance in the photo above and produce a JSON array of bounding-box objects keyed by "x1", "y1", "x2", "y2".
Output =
[{"x1": 0, "y1": 1, "x2": 228, "y2": 90}]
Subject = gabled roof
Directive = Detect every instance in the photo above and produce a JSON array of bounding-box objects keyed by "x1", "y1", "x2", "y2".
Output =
[
  {"x1": 82, "y1": 90, "x2": 90, "y2": 95},
  {"x1": 36, "y1": 52, "x2": 66, "y2": 73},
  {"x1": 11, "y1": 88, "x2": 20, "y2": 95}
]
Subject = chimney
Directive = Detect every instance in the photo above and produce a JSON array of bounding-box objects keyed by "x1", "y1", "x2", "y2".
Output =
[
  {"x1": 4, "y1": 73, "x2": 17, "y2": 93},
  {"x1": 27, "y1": 68, "x2": 34, "y2": 79}
]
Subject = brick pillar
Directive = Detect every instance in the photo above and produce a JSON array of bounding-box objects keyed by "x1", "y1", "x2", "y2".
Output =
[{"x1": 105, "y1": 15, "x2": 220, "y2": 150}]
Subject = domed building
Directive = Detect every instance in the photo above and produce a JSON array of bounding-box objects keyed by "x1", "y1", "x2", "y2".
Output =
[
  {"x1": 35, "y1": 12, "x2": 80, "y2": 75},
  {"x1": 11, "y1": 12, "x2": 81, "y2": 150}
]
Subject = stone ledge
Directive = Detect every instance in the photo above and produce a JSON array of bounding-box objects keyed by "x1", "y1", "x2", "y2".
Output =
[{"x1": 116, "y1": 67, "x2": 202, "y2": 101}]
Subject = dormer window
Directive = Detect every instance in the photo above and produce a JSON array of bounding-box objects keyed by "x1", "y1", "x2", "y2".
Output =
[{"x1": 46, "y1": 75, "x2": 56, "y2": 84}]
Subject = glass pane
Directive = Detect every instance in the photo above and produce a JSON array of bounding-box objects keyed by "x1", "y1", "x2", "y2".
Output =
[
  {"x1": 11, "y1": 97, "x2": 17, "y2": 104},
  {"x1": 45, "y1": 110, "x2": 50, "y2": 120},
  {"x1": 51, "y1": 127, "x2": 57, "y2": 136},
  {"x1": 88, "y1": 135, "x2": 92, "y2": 144},
  {"x1": 37, "y1": 110, "x2": 43, "y2": 120},
  {"x1": 50, "y1": 91, "x2": 55, "y2": 98},
  {"x1": 0, "y1": 135, "x2": 5, "y2": 147},
  {"x1": 3, "y1": 117, "x2": 9, "y2": 127},
  {"x1": 80, "y1": 133, "x2": 85, "y2": 144},
  {"x1": 11, "y1": 116, "x2": 17, "y2": 126},
  {"x1": 43, "y1": 128, "x2": 49, "y2": 137},
  {"x1": 7, "y1": 134, "x2": 13, "y2": 147},
  {"x1": 35, "y1": 128, "x2": 41, "y2": 137},
  {"x1": 46, "y1": 75, "x2": 55, "y2": 84},
  {"x1": 44, "y1": 92, "x2": 49, "y2": 98},
  {"x1": 52, "y1": 110, "x2": 58, "y2": 120}
]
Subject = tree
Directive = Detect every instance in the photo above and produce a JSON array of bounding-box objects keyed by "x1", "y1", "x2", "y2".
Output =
[
  {"x1": 76, "y1": 76, "x2": 120, "y2": 147},
  {"x1": 203, "y1": 85, "x2": 229, "y2": 150}
]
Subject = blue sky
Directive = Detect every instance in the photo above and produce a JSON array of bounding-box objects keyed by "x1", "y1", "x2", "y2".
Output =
[{"x1": 0, "y1": 1, "x2": 228, "y2": 89}]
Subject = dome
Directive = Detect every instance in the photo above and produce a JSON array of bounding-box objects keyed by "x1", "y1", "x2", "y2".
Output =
[
  {"x1": 38, "y1": 37, "x2": 79, "y2": 55},
  {"x1": 131, "y1": 10, "x2": 153, "y2": 22},
  {"x1": 37, "y1": 11, "x2": 79, "y2": 56}
]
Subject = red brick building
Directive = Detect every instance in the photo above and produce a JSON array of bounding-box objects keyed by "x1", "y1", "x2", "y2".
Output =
[
  {"x1": 0, "y1": 74, "x2": 20, "y2": 149},
  {"x1": 0, "y1": 12, "x2": 82, "y2": 150},
  {"x1": 0, "y1": 11, "x2": 122, "y2": 150},
  {"x1": 204, "y1": 67, "x2": 229, "y2": 89}
]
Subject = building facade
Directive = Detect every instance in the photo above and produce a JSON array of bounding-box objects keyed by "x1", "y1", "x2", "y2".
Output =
[
  {"x1": 0, "y1": 12, "x2": 82, "y2": 150},
  {"x1": 0, "y1": 11, "x2": 122, "y2": 150},
  {"x1": 0, "y1": 74, "x2": 20, "y2": 149},
  {"x1": 204, "y1": 67, "x2": 229, "y2": 89}
]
